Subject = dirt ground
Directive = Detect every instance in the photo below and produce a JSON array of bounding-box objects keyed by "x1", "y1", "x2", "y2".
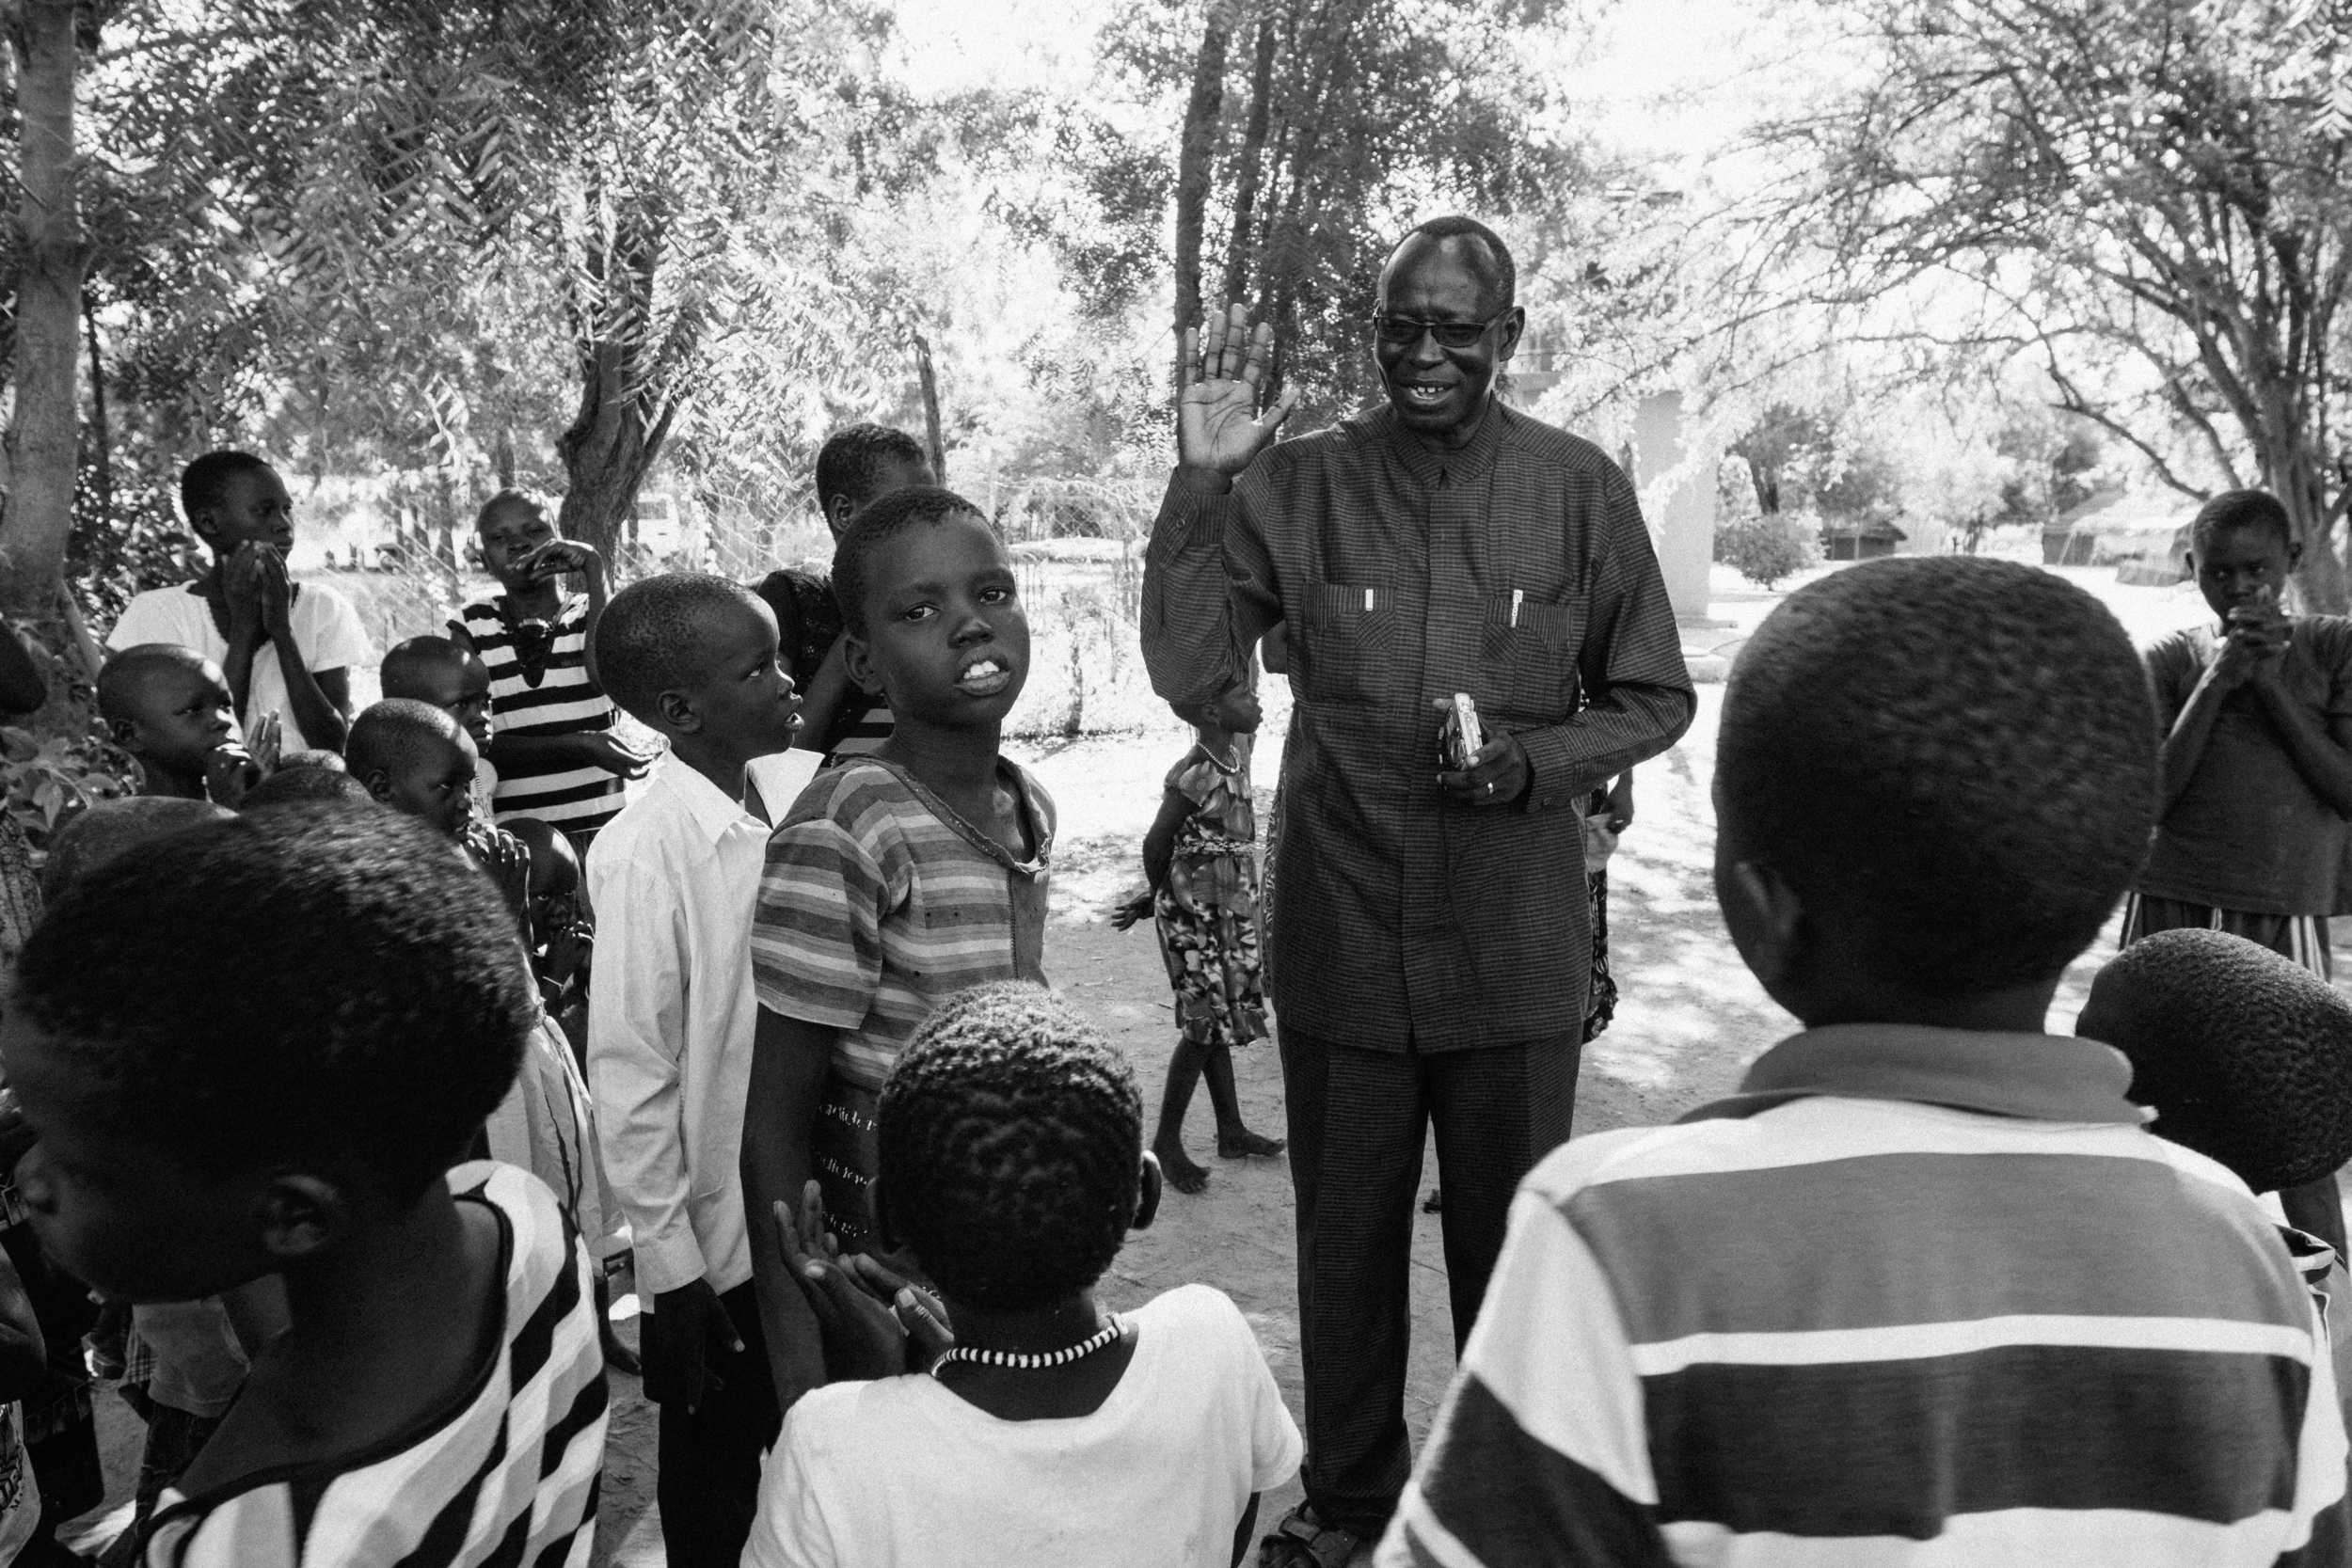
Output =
[{"x1": 52, "y1": 561, "x2": 2251, "y2": 1562}]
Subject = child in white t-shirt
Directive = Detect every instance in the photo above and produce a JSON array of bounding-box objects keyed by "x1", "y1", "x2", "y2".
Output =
[
  {"x1": 105, "y1": 451, "x2": 372, "y2": 754},
  {"x1": 744, "y1": 982, "x2": 1300, "y2": 1568}
]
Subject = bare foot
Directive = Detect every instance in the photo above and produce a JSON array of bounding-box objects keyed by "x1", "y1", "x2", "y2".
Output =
[
  {"x1": 1156, "y1": 1137, "x2": 1211, "y2": 1194},
  {"x1": 1217, "y1": 1127, "x2": 1286, "y2": 1159}
]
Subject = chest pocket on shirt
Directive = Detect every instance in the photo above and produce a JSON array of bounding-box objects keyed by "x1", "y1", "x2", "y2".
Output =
[
  {"x1": 1300, "y1": 580, "x2": 1393, "y2": 706},
  {"x1": 1482, "y1": 593, "x2": 1580, "y2": 722}
]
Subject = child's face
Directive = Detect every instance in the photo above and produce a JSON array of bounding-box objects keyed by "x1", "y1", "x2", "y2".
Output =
[
  {"x1": 392, "y1": 657, "x2": 495, "y2": 751},
  {"x1": 196, "y1": 466, "x2": 294, "y2": 556},
  {"x1": 848, "y1": 513, "x2": 1029, "y2": 729},
  {"x1": 670, "y1": 599, "x2": 803, "y2": 761},
  {"x1": 2194, "y1": 522, "x2": 2296, "y2": 624},
  {"x1": 115, "y1": 660, "x2": 237, "y2": 772},
  {"x1": 2, "y1": 1015, "x2": 278, "y2": 1302},
  {"x1": 826, "y1": 454, "x2": 937, "y2": 537},
  {"x1": 367, "y1": 731, "x2": 479, "y2": 838},
  {"x1": 476, "y1": 501, "x2": 558, "y2": 591}
]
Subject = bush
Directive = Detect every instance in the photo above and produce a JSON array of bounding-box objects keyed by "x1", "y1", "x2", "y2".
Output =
[{"x1": 1716, "y1": 515, "x2": 1820, "y2": 589}]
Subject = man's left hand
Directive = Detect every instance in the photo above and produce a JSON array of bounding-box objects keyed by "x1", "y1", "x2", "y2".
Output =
[{"x1": 1438, "y1": 725, "x2": 1530, "y2": 807}]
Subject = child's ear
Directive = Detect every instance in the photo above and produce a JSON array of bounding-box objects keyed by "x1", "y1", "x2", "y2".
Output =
[
  {"x1": 106, "y1": 715, "x2": 144, "y2": 752},
  {"x1": 841, "y1": 633, "x2": 882, "y2": 696},
  {"x1": 358, "y1": 768, "x2": 396, "y2": 805},
  {"x1": 257, "y1": 1173, "x2": 349, "y2": 1263},
  {"x1": 1718, "y1": 857, "x2": 1809, "y2": 1005},
  {"x1": 654, "y1": 688, "x2": 702, "y2": 735},
  {"x1": 1132, "y1": 1151, "x2": 1164, "y2": 1233}
]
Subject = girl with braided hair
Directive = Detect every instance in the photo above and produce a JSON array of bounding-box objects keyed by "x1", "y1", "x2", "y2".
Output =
[{"x1": 1115, "y1": 680, "x2": 1285, "y2": 1194}]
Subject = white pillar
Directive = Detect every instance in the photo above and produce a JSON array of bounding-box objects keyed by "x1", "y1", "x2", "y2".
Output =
[{"x1": 1631, "y1": 391, "x2": 1721, "y2": 626}]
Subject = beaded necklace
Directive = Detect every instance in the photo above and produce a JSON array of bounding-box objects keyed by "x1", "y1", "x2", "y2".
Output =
[{"x1": 936, "y1": 1315, "x2": 1123, "y2": 1371}]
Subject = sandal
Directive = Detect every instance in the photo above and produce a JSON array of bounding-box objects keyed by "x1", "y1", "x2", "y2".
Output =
[{"x1": 1258, "y1": 1504, "x2": 1362, "y2": 1567}]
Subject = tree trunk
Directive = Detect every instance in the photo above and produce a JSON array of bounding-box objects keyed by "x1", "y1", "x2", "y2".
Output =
[
  {"x1": 556, "y1": 200, "x2": 675, "y2": 563},
  {"x1": 2, "y1": 0, "x2": 84, "y2": 617},
  {"x1": 1172, "y1": 0, "x2": 1234, "y2": 359},
  {"x1": 1220, "y1": 14, "x2": 1277, "y2": 302},
  {"x1": 912, "y1": 331, "x2": 946, "y2": 483},
  {"x1": 2273, "y1": 441, "x2": 2350, "y2": 612},
  {"x1": 555, "y1": 336, "x2": 672, "y2": 565}
]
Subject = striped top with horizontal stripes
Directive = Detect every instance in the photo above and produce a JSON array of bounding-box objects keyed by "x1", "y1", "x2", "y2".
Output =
[
  {"x1": 454, "y1": 595, "x2": 625, "y2": 837},
  {"x1": 751, "y1": 757, "x2": 1052, "y2": 1247},
  {"x1": 1378, "y1": 1024, "x2": 2351, "y2": 1568},
  {"x1": 141, "y1": 1162, "x2": 609, "y2": 1568}
]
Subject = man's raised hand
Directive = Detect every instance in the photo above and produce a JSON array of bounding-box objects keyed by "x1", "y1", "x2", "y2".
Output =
[{"x1": 1178, "y1": 300, "x2": 1300, "y2": 478}]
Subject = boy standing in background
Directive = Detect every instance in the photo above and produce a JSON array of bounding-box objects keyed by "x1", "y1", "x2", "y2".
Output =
[
  {"x1": 587, "y1": 575, "x2": 810, "y2": 1568},
  {"x1": 2129, "y1": 487, "x2": 2352, "y2": 1250},
  {"x1": 450, "y1": 491, "x2": 648, "y2": 847}
]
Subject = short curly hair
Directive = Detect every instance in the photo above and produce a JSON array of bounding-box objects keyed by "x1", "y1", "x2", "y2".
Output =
[
  {"x1": 831, "y1": 485, "x2": 993, "y2": 637},
  {"x1": 2190, "y1": 489, "x2": 2295, "y2": 558},
  {"x1": 815, "y1": 424, "x2": 929, "y2": 521},
  {"x1": 2086, "y1": 929, "x2": 2352, "y2": 1191},
  {"x1": 13, "y1": 805, "x2": 532, "y2": 1204},
  {"x1": 1719, "y1": 557, "x2": 2155, "y2": 994},
  {"x1": 876, "y1": 983, "x2": 1143, "y2": 1311},
  {"x1": 592, "y1": 573, "x2": 773, "y2": 723}
]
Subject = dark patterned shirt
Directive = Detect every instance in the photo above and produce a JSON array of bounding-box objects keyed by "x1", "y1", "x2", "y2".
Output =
[{"x1": 1142, "y1": 402, "x2": 1693, "y2": 1051}]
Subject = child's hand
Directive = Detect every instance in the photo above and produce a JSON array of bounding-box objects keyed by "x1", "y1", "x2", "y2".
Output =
[
  {"x1": 247, "y1": 710, "x2": 284, "y2": 776},
  {"x1": 0, "y1": 1255, "x2": 41, "y2": 1407},
  {"x1": 222, "y1": 543, "x2": 267, "y2": 633},
  {"x1": 577, "y1": 732, "x2": 655, "y2": 779},
  {"x1": 254, "y1": 546, "x2": 295, "y2": 636},
  {"x1": 773, "y1": 1196, "x2": 909, "y2": 1382},
  {"x1": 643, "y1": 1276, "x2": 744, "y2": 1414},
  {"x1": 204, "y1": 742, "x2": 264, "y2": 808},
  {"x1": 518, "y1": 540, "x2": 604, "y2": 583},
  {"x1": 1109, "y1": 890, "x2": 1155, "y2": 930}
]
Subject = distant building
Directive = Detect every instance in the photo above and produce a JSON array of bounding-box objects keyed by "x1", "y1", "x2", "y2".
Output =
[
  {"x1": 2042, "y1": 487, "x2": 2192, "y2": 580},
  {"x1": 1820, "y1": 517, "x2": 1907, "y2": 561}
]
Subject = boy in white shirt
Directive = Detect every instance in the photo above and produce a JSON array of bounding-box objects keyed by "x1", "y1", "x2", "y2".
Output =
[
  {"x1": 746, "y1": 982, "x2": 1301, "y2": 1568},
  {"x1": 105, "y1": 451, "x2": 372, "y2": 754},
  {"x1": 585, "y1": 574, "x2": 811, "y2": 1568}
]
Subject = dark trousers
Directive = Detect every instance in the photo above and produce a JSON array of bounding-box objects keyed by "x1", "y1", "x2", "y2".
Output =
[
  {"x1": 656, "y1": 1282, "x2": 780, "y2": 1568},
  {"x1": 1280, "y1": 1027, "x2": 1578, "y2": 1538}
]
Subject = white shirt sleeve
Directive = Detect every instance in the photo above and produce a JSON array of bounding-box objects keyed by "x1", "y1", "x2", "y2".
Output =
[
  {"x1": 291, "y1": 580, "x2": 373, "y2": 673},
  {"x1": 1238, "y1": 1305, "x2": 1305, "y2": 1491},
  {"x1": 584, "y1": 856, "x2": 709, "y2": 1296},
  {"x1": 742, "y1": 1406, "x2": 841, "y2": 1568},
  {"x1": 104, "y1": 588, "x2": 201, "y2": 653}
]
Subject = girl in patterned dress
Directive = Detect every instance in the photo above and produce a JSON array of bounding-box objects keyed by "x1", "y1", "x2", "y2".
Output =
[{"x1": 1115, "y1": 684, "x2": 1285, "y2": 1194}]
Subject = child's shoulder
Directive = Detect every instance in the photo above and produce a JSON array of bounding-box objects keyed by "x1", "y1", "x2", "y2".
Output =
[
  {"x1": 782, "y1": 757, "x2": 923, "y2": 830},
  {"x1": 2296, "y1": 613, "x2": 2352, "y2": 668},
  {"x1": 1130, "y1": 1281, "x2": 1252, "y2": 1342}
]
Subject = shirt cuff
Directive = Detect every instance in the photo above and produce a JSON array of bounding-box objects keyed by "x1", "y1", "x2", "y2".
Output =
[
  {"x1": 630, "y1": 1222, "x2": 712, "y2": 1299},
  {"x1": 1169, "y1": 465, "x2": 1233, "y2": 497},
  {"x1": 1516, "y1": 724, "x2": 1596, "y2": 816}
]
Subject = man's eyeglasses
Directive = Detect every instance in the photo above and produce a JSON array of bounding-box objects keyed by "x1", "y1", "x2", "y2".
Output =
[{"x1": 1372, "y1": 309, "x2": 1510, "y2": 349}]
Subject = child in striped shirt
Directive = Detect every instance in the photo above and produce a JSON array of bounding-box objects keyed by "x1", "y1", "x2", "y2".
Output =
[
  {"x1": 1382, "y1": 558, "x2": 2350, "y2": 1568},
  {"x1": 742, "y1": 486, "x2": 1053, "y2": 1404},
  {"x1": 450, "y1": 491, "x2": 650, "y2": 847},
  {"x1": 4, "y1": 807, "x2": 607, "y2": 1568}
]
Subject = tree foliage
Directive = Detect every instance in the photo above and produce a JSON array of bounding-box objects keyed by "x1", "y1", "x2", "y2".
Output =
[
  {"x1": 1054, "y1": 0, "x2": 1590, "y2": 426},
  {"x1": 1753, "y1": 0, "x2": 2352, "y2": 608}
]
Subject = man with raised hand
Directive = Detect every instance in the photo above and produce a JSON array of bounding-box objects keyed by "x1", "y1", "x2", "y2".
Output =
[{"x1": 1141, "y1": 215, "x2": 1693, "y2": 1566}]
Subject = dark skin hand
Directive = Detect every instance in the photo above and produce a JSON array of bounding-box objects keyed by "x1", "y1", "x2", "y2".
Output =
[
  {"x1": 1432, "y1": 697, "x2": 1533, "y2": 805},
  {"x1": 642, "y1": 1275, "x2": 743, "y2": 1414}
]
